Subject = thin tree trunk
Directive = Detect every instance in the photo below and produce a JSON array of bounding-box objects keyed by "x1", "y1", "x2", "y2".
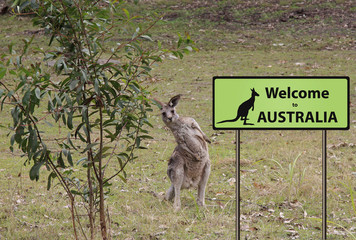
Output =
[
  {"x1": 87, "y1": 162, "x2": 95, "y2": 240},
  {"x1": 99, "y1": 178, "x2": 107, "y2": 240},
  {"x1": 83, "y1": 92, "x2": 96, "y2": 240},
  {"x1": 99, "y1": 104, "x2": 107, "y2": 240},
  {"x1": 70, "y1": 198, "x2": 79, "y2": 240}
]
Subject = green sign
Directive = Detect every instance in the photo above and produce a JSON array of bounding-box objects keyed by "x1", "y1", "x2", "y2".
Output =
[{"x1": 213, "y1": 77, "x2": 349, "y2": 130}]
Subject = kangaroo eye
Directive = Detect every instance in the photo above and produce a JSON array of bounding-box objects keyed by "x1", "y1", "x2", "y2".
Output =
[
  {"x1": 162, "y1": 112, "x2": 166, "y2": 117},
  {"x1": 171, "y1": 110, "x2": 174, "y2": 114}
]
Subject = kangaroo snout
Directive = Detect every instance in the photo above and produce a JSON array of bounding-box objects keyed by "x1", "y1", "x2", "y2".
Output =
[{"x1": 162, "y1": 111, "x2": 175, "y2": 122}]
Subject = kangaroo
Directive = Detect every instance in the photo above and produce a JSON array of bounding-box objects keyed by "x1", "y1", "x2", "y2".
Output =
[
  {"x1": 154, "y1": 95, "x2": 211, "y2": 211},
  {"x1": 218, "y1": 88, "x2": 259, "y2": 125}
]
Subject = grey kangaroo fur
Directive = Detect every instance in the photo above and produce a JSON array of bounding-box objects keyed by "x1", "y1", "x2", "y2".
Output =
[
  {"x1": 155, "y1": 95, "x2": 211, "y2": 211},
  {"x1": 218, "y1": 88, "x2": 259, "y2": 125}
]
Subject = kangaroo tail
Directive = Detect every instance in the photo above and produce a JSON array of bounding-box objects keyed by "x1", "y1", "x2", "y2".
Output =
[{"x1": 217, "y1": 115, "x2": 240, "y2": 124}]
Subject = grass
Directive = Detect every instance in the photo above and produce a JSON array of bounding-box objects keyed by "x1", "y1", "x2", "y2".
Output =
[{"x1": 0, "y1": 0, "x2": 355, "y2": 239}]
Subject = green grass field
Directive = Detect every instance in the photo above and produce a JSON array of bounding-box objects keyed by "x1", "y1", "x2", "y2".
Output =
[{"x1": 0, "y1": 0, "x2": 355, "y2": 239}]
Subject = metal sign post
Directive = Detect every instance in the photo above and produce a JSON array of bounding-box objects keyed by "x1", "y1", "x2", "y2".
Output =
[
  {"x1": 236, "y1": 130, "x2": 240, "y2": 240},
  {"x1": 322, "y1": 130, "x2": 327, "y2": 239},
  {"x1": 213, "y1": 77, "x2": 349, "y2": 240}
]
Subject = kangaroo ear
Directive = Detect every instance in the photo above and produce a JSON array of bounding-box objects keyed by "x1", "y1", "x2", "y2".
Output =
[
  {"x1": 168, "y1": 94, "x2": 181, "y2": 107},
  {"x1": 152, "y1": 98, "x2": 164, "y2": 110}
]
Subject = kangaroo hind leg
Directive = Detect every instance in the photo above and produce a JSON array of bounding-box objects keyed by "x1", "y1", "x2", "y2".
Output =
[
  {"x1": 172, "y1": 168, "x2": 184, "y2": 211},
  {"x1": 167, "y1": 158, "x2": 184, "y2": 211},
  {"x1": 197, "y1": 162, "x2": 211, "y2": 207},
  {"x1": 165, "y1": 184, "x2": 175, "y2": 201}
]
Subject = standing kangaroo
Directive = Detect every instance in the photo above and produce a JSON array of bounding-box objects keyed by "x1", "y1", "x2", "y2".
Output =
[
  {"x1": 218, "y1": 88, "x2": 259, "y2": 125},
  {"x1": 155, "y1": 95, "x2": 211, "y2": 211}
]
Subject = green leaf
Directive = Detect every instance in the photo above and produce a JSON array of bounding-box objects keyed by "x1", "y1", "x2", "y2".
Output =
[
  {"x1": 10, "y1": 134, "x2": 15, "y2": 149},
  {"x1": 30, "y1": 127, "x2": 39, "y2": 153},
  {"x1": 123, "y1": 8, "x2": 130, "y2": 19},
  {"x1": 55, "y1": 93, "x2": 62, "y2": 106},
  {"x1": 93, "y1": 152, "x2": 110, "y2": 163},
  {"x1": 22, "y1": 90, "x2": 31, "y2": 105},
  {"x1": 140, "y1": 35, "x2": 153, "y2": 42},
  {"x1": 30, "y1": 161, "x2": 44, "y2": 181},
  {"x1": 8, "y1": 42, "x2": 15, "y2": 54},
  {"x1": 177, "y1": 35, "x2": 182, "y2": 48},
  {"x1": 81, "y1": 106, "x2": 88, "y2": 124},
  {"x1": 67, "y1": 150, "x2": 73, "y2": 166},
  {"x1": 0, "y1": 67, "x2": 6, "y2": 80},
  {"x1": 94, "y1": 79, "x2": 100, "y2": 94},
  {"x1": 63, "y1": 149, "x2": 73, "y2": 166},
  {"x1": 129, "y1": 82, "x2": 140, "y2": 93},
  {"x1": 48, "y1": 34, "x2": 55, "y2": 46},
  {"x1": 70, "y1": 190, "x2": 83, "y2": 196},
  {"x1": 66, "y1": 133, "x2": 77, "y2": 150},
  {"x1": 69, "y1": 80, "x2": 79, "y2": 90},
  {"x1": 101, "y1": 146, "x2": 111, "y2": 154},
  {"x1": 35, "y1": 87, "x2": 41, "y2": 99},
  {"x1": 118, "y1": 174, "x2": 127, "y2": 183},
  {"x1": 185, "y1": 46, "x2": 193, "y2": 52},
  {"x1": 74, "y1": 122, "x2": 85, "y2": 138},
  {"x1": 67, "y1": 111, "x2": 73, "y2": 129},
  {"x1": 81, "y1": 143, "x2": 99, "y2": 154},
  {"x1": 136, "y1": 137, "x2": 141, "y2": 148},
  {"x1": 44, "y1": 120, "x2": 53, "y2": 127},
  {"x1": 76, "y1": 130, "x2": 87, "y2": 142},
  {"x1": 76, "y1": 157, "x2": 88, "y2": 166},
  {"x1": 104, "y1": 129, "x2": 116, "y2": 141},
  {"x1": 57, "y1": 152, "x2": 65, "y2": 168},
  {"x1": 11, "y1": 106, "x2": 20, "y2": 127},
  {"x1": 139, "y1": 135, "x2": 153, "y2": 140},
  {"x1": 16, "y1": 55, "x2": 21, "y2": 66},
  {"x1": 47, "y1": 172, "x2": 56, "y2": 190},
  {"x1": 47, "y1": 174, "x2": 52, "y2": 190},
  {"x1": 132, "y1": 27, "x2": 140, "y2": 40},
  {"x1": 117, "y1": 152, "x2": 128, "y2": 166}
]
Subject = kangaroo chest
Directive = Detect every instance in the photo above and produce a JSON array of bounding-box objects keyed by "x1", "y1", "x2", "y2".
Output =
[{"x1": 169, "y1": 122, "x2": 208, "y2": 161}]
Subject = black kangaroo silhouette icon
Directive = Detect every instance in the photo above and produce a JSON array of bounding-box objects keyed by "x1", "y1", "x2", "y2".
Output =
[{"x1": 218, "y1": 88, "x2": 260, "y2": 125}]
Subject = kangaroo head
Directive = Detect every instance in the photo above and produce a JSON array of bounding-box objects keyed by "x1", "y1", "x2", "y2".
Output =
[
  {"x1": 155, "y1": 94, "x2": 181, "y2": 123},
  {"x1": 251, "y1": 88, "x2": 259, "y2": 97}
]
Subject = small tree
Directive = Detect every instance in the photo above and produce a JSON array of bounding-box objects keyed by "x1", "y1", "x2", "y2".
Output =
[{"x1": 0, "y1": 0, "x2": 195, "y2": 239}]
